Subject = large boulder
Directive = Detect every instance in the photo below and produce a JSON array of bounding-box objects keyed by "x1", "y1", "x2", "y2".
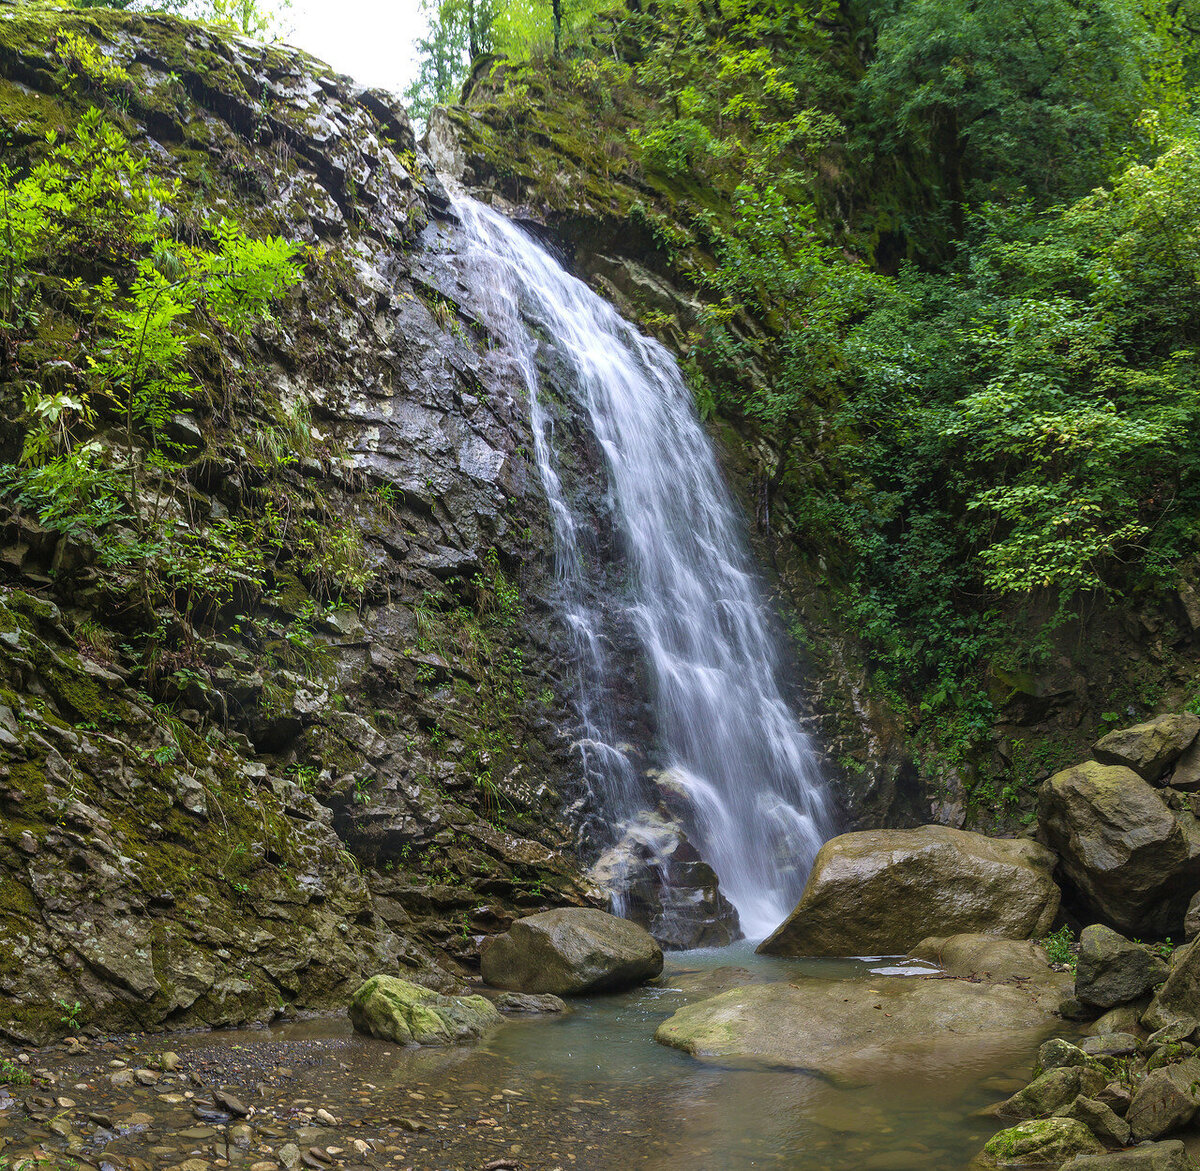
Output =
[
  {"x1": 1038, "y1": 761, "x2": 1190, "y2": 934},
  {"x1": 1126, "y1": 1057, "x2": 1200, "y2": 1141},
  {"x1": 1143, "y1": 936, "x2": 1200, "y2": 1030},
  {"x1": 653, "y1": 974, "x2": 1062, "y2": 1082},
  {"x1": 348, "y1": 976, "x2": 502, "y2": 1045},
  {"x1": 757, "y1": 826, "x2": 1060, "y2": 957},
  {"x1": 1075, "y1": 925, "x2": 1169, "y2": 1009},
  {"x1": 480, "y1": 908, "x2": 663, "y2": 995},
  {"x1": 972, "y1": 1118, "x2": 1104, "y2": 1169},
  {"x1": 1093, "y1": 715, "x2": 1200, "y2": 783}
]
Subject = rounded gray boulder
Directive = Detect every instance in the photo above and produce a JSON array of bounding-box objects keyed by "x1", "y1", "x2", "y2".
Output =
[
  {"x1": 757, "y1": 825, "x2": 1060, "y2": 957},
  {"x1": 480, "y1": 907, "x2": 664, "y2": 996}
]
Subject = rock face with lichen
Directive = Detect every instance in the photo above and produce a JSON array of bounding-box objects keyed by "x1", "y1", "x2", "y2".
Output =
[{"x1": 0, "y1": 2, "x2": 618, "y2": 1039}]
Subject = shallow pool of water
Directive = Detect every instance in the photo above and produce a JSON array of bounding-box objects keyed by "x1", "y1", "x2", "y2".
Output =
[{"x1": 1, "y1": 944, "x2": 1061, "y2": 1170}]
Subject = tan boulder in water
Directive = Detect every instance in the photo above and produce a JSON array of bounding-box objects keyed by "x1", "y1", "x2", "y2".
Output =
[
  {"x1": 757, "y1": 826, "x2": 1060, "y2": 957},
  {"x1": 910, "y1": 933, "x2": 1070, "y2": 987}
]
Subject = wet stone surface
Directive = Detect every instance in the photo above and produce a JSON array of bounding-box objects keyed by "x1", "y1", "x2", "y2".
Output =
[{"x1": 0, "y1": 948, "x2": 1084, "y2": 1171}]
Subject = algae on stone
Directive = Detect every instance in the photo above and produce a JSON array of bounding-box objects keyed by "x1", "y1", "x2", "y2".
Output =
[{"x1": 348, "y1": 974, "x2": 501, "y2": 1045}]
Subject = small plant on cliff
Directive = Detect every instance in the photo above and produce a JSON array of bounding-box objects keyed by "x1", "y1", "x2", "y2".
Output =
[
  {"x1": 57, "y1": 998, "x2": 83, "y2": 1033},
  {"x1": 0, "y1": 1059, "x2": 31, "y2": 1087},
  {"x1": 0, "y1": 108, "x2": 302, "y2": 620}
]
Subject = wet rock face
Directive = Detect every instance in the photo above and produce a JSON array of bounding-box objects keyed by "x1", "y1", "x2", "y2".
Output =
[
  {"x1": 587, "y1": 809, "x2": 740, "y2": 950},
  {"x1": 0, "y1": 589, "x2": 431, "y2": 1042},
  {"x1": 757, "y1": 825, "x2": 1060, "y2": 958},
  {"x1": 0, "y1": 7, "x2": 616, "y2": 1035}
]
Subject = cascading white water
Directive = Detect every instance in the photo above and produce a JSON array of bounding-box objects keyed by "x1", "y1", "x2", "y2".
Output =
[{"x1": 452, "y1": 194, "x2": 831, "y2": 939}]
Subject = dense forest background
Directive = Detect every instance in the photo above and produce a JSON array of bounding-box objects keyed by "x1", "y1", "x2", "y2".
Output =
[{"x1": 402, "y1": 0, "x2": 1200, "y2": 821}]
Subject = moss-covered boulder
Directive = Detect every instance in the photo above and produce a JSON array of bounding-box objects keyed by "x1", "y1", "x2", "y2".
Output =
[
  {"x1": 758, "y1": 826, "x2": 1060, "y2": 957},
  {"x1": 480, "y1": 908, "x2": 663, "y2": 995},
  {"x1": 972, "y1": 1118, "x2": 1104, "y2": 1168},
  {"x1": 1038, "y1": 762, "x2": 1188, "y2": 935},
  {"x1": 1143, "y1": 936, "x2": 1200, "y2": 1031},
  {"x1": 348, "y1": 975, "x2": 502, "y2": 1045}
]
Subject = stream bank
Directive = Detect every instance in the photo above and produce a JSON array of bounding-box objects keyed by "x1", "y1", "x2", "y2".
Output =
[{"x1": 0, "y1": 945, "x2": 1073, "y2": 1171}]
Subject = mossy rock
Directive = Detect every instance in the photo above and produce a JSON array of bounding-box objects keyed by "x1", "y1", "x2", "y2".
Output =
[
  {"x1": 972, "y1": 1118, "x2": 1103, "y2": 1168},
  {"x1": 348, "y1": 974, "x2": 502, "y2": 1045}
]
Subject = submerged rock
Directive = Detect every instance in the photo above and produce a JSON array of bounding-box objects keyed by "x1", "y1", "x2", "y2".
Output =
[
  {"x1": 348, "y1": 975, "x2": 501, "y2": 1045},
  {"x1": 1062, "y1": 1141, "x2": 1197, "y2": 1169},
  {"x1": 1075, "y1": 925, "x2": 1168, "y2": 1009},
  {"x1": 1038, "y1": 762, "x2": 1190, "y2": 935},
  {"x1": 758, "y1": 826, "x2": 1060, "y2": 957},
  {"x1": 480, "y1": 908, "x2": 663, "y2": 995},
  {"x1": 493, "y1": 992, "x2": 569, "y2": 1014},
  {"x1": 654, "y1": 974, "x2": 1061, "y2": 1081}
]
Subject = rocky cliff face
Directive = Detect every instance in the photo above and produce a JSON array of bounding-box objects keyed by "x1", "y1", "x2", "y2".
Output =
[{"x1": 0, "y1": 2, "x2": 607, "y2": 1040}]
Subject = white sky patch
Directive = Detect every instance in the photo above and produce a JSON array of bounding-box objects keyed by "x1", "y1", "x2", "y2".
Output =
[{"x1": 284, "y1": 0, "x2": 427, "y2": 98}]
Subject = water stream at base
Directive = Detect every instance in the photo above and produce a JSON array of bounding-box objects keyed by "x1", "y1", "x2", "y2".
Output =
[
  {"x1": 9, "y1": 949, "x2": 1080, "y2": 1171},
  {"x1": 451, "y1": 195, "x2": 831, "y2": 937}
]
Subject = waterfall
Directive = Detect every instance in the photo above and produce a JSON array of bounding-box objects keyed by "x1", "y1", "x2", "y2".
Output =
[{"x1": 451, "y1": 194, "x2": 831, "y2": 940}]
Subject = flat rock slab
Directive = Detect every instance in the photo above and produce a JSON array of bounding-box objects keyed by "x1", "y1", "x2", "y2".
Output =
[
  {"x1": 654, "y1": 975, "x2": 1061, "y2": 1081},
  {"x1": 911, "y1": 933, "x2": 1071, "y2": 987}
]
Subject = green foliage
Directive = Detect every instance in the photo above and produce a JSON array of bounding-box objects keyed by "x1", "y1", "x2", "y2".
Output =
[
  {"x1": 0, "y1": 1059, "x2": 32, "y2": 1087},
  {"x1": 454, "y1": 0, "x2": 1200, "y2": 807},
  {"x1": 1040, "y1": 924, "x2": 1076, "y2": 969},
  {"x1": 0, "y1": 107, "x2": 302, "y2": 625},
  {"x1": 859, "y1": 0, "x2": 1158, "y2": 228},
  {"x1": 68, "y1": 0, "x2": 290, "y2": 41}
]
